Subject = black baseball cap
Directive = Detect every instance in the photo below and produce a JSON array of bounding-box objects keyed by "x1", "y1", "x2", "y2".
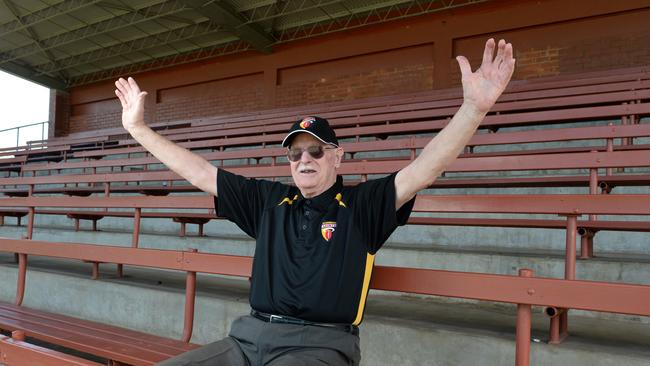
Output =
[{"x1": 281, "y1": 116, "x2": 339, "y2": 148}]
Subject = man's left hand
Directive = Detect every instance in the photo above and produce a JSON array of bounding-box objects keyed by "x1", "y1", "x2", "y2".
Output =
[{"x1": 456, "y1": 38, "x2": 516, "y2": 114}]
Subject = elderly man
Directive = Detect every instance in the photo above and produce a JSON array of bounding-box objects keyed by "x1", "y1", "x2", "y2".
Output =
[{"x1": 115, "y1": 38, "x2": 515, "y2": 366}]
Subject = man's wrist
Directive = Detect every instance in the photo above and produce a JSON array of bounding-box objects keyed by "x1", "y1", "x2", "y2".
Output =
[
  {"x1": 127, "y1": 123, "x2": 150, "y2": 137},
  {"x1": 459, "y1": 102, "x2": 489, "y2": 120}
]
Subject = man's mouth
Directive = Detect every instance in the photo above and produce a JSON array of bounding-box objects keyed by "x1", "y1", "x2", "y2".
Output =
[{"x1": 299, "y1": 168, "x2": 316, "y2": 174}]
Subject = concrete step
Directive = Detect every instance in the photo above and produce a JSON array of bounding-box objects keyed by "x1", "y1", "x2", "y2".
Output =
[{"x1": 0, "y1": 255, "x2": 649, "y2": 366}]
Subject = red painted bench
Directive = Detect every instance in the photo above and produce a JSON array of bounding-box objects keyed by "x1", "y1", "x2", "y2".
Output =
[{"x1": 1, "y1": 193, "x2": 650, "y2": 364}]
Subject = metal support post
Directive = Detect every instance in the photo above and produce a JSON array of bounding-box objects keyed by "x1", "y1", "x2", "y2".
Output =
[
  {"x1": 515, "y1": 268, "x2": 533, "y2": 366},
  {"x1": 15, "y1": 254, "x2": 27, "y2": 306}
]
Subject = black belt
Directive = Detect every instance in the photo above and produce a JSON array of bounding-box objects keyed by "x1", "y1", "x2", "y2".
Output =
[{"x1": 250, "y1": 310, "x2": 359, "y2": 336}]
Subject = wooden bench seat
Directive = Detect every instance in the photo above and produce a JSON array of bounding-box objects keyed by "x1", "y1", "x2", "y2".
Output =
[
  {"x1": 47, "y1": 66, "x2": 650, "y2": 157},
  {"x1": 20, "y1": 123, "x2": 650, "y2": 178},
  {"x1": 58, "y1": 76, "x2": 649, "y2": 160},
  {"x1": 106, "y1": 66, "x2": 643, "y2": 131},
  {"x1": 116, "y1": 89, "x2": 650, "y2": 149},
  {"x1": 2, "y1": 193, "x2": 649, "y2": 254},
  {"x1": 162, "y1": 84, "x2": 650, "y2": 142},
  {"x1": 5, "y1": 145, "x2": 72, "y2": 165},
  {"x1": 65, "y1": 210, "x2": 214, "y2": 236},
  {"x1": 63, "y1": 120, "x2": 190, "y2": 141},
  {"x1": 0, "y1": 207, "x2": 214, "y2": 237},
  {"x1": 0, "y1": 210, "x2": 27, "y2": 226},
  {"x1": 3, "y1": 169, "x2": 650, "y2": 198},
  {"x1": 75, "y1": 98, "x2": 650, "y2": 160},
  {"x1": 0, "y1": 138, "x2": 119, "y2": 167},
  {"x1": 57, "y1": 208, "x2": 650, "y2": 240},
  {"x1": 0, "y1": 185, "x2": 195, "y2": 197},
  {"x1": 2, "y1": 149, "x2": 650, "y2": 240},
  {"x1": 0, "y1": 156, "x2": 27, "y2": 177},
  {"x1": 0, "y1": 302, "x2": 198, "y2": 366},
  {"x1": 408, "y1": 217, "x2": 650, "y2": 234},
  {"x1": 24, "y1": 151, "x2": 67, "y2": 164},
  {"x1": 0, "y1": 332, "x2": 102, "y2": 366},
  {"x1": 185, "y1": 68, "x2": 650, "y2": 131}
]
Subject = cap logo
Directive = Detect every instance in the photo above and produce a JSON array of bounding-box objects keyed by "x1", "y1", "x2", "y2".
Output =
[
  {"x1": 299, "y1": 117, "x2": 315, "y2": 129},
  {"x1": 321, "y1": 221, "x2": 336, "y2": 242}
]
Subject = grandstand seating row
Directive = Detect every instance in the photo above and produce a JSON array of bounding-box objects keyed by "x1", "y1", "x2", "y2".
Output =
[
  {"x1": 1, "y1": 64, "x2": 649, "y2": 170},
  {"x1": 0, "y1": 66, "x2": 649, "y2": 365}
]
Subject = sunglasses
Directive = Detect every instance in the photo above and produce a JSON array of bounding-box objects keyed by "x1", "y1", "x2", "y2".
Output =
[{"x1": 287, "y1": 145, "x2": 336, "y2": 162}]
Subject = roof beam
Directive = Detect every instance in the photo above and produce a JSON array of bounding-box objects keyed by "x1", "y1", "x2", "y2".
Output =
[
  {"x1": 64, "y1": 0, "x2": 485, "y2": 86},
  {"x1": 97, "y1": 0, "x2": 196, "y2": 26},
  {"x1": 69, "y1": 40, "x2": 250, "y2": 86},
  {"x1": 32, "y1": 21, "x2": 224, "y2": 75},
  {"x1": 273, "y1": 0, "x2": 486, "y2": 43},
  {"x1": 0, "y1": 0, "x2": 188, "y2": 67},
  {"x1": 184, "y1": 0, "x2": 273, "y2": 53},
  {"x1": 1, "y1": 0, "x2": 69, "y2": 81},
  {"x1": 0, "y1": 61, "x2": 67, "y2": 90},
  {"x1": 0, "y1": 0, "x2": 104, "y2": 38},
  {"x1": 241, "y1": 0, "x2": 344, "y2": 25}
]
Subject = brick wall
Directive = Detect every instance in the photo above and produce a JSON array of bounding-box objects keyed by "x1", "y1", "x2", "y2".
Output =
[
  {"x1": 514, "y1": 30, "x2": 650, "y2": 80},
  {"x1": 516, "y1": 47, "x2": 561, "y2": 80},
  {"x1": 276, "y1": 63, "x2": 434, "y2": 108},
  {"x1": 68, "y1": 97, "x2": 122, "y2": 134},
  {"x1": 156, "y1": 73, "x2": 265, "y2": 122},
  {"x1": 65, "y1": 1, "x2": 650, "y2": 135},
  {"x1": 449, "y1": 11, "x2": 650, "y2": 86},
  {"x1": 49, "y1": 89, "x2": 70, "y2": 137},
  {"x1": 276, "y1": 44, "x2": 434, "y2": 107},
  {"x1": 559, "y1": 31, "x2": 650, "y2": 74},
  {"x1": 68, "y1": 111, "x2": 122, "y2": 134},
  {"x1": 67, "y1": 74, "x2": 265, "y2": 132}
]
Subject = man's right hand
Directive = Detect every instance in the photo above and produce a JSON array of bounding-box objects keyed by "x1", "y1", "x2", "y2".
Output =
[
  {"x1": 115, "y1": 77, "x2": 148, "y2": 131},
  {"x1": 113, "y1": 76, "x2": 218, "y2": 196}
]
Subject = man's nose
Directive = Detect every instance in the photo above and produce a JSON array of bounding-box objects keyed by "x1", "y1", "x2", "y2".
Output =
[{"x1": 299, "y1": 150, "x2": 313, "y2": 162}]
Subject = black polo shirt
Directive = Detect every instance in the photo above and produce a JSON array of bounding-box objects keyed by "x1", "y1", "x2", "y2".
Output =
[{"x1": 215, "y1": 169, "x2": 415, "y2": 325}]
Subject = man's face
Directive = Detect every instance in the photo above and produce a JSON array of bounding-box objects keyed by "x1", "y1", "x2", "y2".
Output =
[{"x1": 288, "y1": 133, "x2": 343, "y2": 198}]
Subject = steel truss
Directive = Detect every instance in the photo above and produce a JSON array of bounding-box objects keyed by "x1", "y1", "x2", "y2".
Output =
[{"x1": 0, "y1": 0, "x2": 485, "y2": 88}]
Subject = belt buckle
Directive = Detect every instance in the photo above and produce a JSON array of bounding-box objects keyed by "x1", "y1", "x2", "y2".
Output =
[{"x1": 269, "y1": 314, "x2": 283, "y2": 323}]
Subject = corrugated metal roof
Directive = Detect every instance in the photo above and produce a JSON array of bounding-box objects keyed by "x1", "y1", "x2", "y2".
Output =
[{"x1": 0, "y1": 0, "x2": 485, "y2": 89}]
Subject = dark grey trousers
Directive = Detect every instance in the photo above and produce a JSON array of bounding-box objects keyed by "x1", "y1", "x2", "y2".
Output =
[{"x1": 156, "y1": 315, "x2": 361, "y2": 366}]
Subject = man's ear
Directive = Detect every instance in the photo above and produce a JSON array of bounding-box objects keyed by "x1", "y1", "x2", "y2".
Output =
[{"x1": 335, "y1": 148, "x2": 344, "y2": 168}]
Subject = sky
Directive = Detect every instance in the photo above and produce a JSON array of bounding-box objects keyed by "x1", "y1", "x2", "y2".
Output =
[{"x1": 0, "y1": 70, "x2": 50, "y2": 150}]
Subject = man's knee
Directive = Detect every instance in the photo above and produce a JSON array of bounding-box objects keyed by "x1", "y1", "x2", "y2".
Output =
[
  {"x1": 267, "y1": 348, "x2": 350, "y2": 366},
  {"x1": 155, "y1": 337, "x2": 247, "y2": 366}
]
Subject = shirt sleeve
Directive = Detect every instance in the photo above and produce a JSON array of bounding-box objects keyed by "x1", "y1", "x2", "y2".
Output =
[
  {"x1": 352, "y1": 172, "x2": 416, "y2": 254},
  {"x1": 214, "y1": 168, "x2": 280, "y2": 239}
]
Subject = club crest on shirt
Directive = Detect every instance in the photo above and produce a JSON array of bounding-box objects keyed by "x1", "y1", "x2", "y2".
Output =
[
  {"x1": 321, "y1": 221, "x2": 336, "y2": 242},
  {"x1": 300, "y1": 117, "x2": 315, "y2": 129}
]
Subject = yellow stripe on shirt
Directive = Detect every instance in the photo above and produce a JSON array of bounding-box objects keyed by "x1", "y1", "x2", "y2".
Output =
[
  {"x1": 352, "y1": 253, "x2": 375, "y2": 326},
  {"x1": 278, "y1": 195, "x2": 299, "y2": 206}
]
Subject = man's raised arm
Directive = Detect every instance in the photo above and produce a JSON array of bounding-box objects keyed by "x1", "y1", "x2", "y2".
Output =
[
  {"x1": 394, "y1": 38, "x2": 516, "y2": 209},
  {"x1": 114, "y1": 77, "x2": 218, "y2": 196}
]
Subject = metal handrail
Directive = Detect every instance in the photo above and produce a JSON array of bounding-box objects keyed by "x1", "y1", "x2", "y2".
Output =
[{"x1": 0, "y1": 121, "x2": 47, "y2": 150}]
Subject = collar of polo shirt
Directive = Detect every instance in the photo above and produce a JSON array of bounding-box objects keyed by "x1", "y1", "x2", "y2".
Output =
[{"x1": 293, "y1": 176, "x2": 344, "y2": 210}]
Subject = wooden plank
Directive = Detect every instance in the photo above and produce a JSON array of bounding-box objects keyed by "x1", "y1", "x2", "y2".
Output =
[
  {"x1": 0, "y1": 334, "x2": 102, "y2": 366},
  {"x1": 371, "y1": 267, "x2": 650, "y2": 317}
]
